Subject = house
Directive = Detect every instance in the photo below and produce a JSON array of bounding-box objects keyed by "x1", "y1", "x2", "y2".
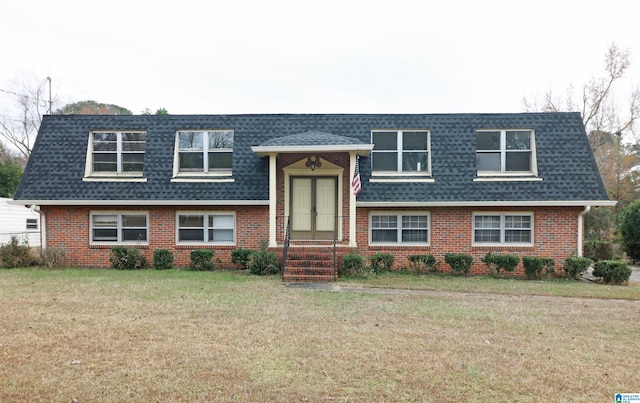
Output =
[
  {"x1": 13, "y1": 113, "x2": 614, "y2": 280},
  {"x1": 0, "y1": 197, "x2": 40, "y2": 247}
]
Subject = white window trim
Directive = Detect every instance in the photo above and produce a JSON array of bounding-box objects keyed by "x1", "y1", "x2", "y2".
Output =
[
  {"x1": 472, "y1": 212, "x2": 534, "y2": 246},
  {"x1": 173, "y1": 130, "x2": 234, "y2": 178},
  {"x1": 369, "y1": 211, "x2": 430, "y2": 246},
  {"x1": 175, "y1": 211, "x2": 236, "y2": 245},
  {"x1": 84, "y1": 131, "x2": 146, "y2": 179},
  {"x1": 476, "y1": 129, "x2": 537, "y2": 176},
  {"x1": 371, "y1": 129, "x2": 431, "y2": 177},
  {"x1": 89, "y1": 211, "x2": 149, "y2": 245}
]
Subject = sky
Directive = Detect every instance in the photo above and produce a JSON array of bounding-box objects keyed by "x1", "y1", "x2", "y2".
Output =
[{"x1": 1, "y1": 0, "x2": 639, "y2": 116}]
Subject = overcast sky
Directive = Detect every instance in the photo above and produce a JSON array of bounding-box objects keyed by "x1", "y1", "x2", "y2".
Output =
[{"x1": 1, "y1": 0, "x2": 639, "y2": 115}]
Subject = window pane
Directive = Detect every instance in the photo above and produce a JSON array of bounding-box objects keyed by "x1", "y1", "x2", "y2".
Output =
[
  {"x1": 122, "y1": 229, "x2": 147, "y2": 241},
  {"x1": 403, "y1": 132, "x2": 428, "y2": 150},
  {"x1": 505, "y1": 230, "x2": 531, "y2": 243},
  {"x1": 179, "y1": 216, "x2": 204, "y2": 227},
  {"x1": 372, "y1": 132, "x2": 397, "y2": 150},
  {"x1": 93, "y1": 132, "x2": 117, "y2": 142},
  {"x1": 372, "y1": 152, "x2": 397, "y2": 171},
  {"x1": 402, "y1": 229, "x2": 428, "y2": 242},
  {"x1": 505, "y1": 152, "x2": 531, "y2": 171},
  {"x1": 474, "y1": 229, "x2": 500, "y2": 243},
  {"x1": 179, "y1": 229, "x2": 204, "y2": 241},
  {"x1": 372, "y1": 215, "x2": 398, "y2": 228},
  {"x1": 477, "y1": 153, "x2": 500, "y2": 171},
  {"x1": 372, "y1": 229, "x2": 398, "y2": 243},
  {"x1": 121, "y1": 142, "x2": 146, "y2": 152},
  {"x1": 210, "y1": 215, "x2": 234, "y2": 227},
  {"x1": 179, "y1": 152, "x2": 204, "y2": 170},
  {"x1": 208, "y1": 131, "x2": 233, "y2": 149},
  {"x1": 93, "y1": 141, "x2": 117, "y2": 152},
  {"x1": 122, "y1": 132, "x2": 146, "y2": 142},
  {"x1": 210, "y1": 229, "x2": 234, "y2": 242},
  {"x1": 505, "y1": 215, "x2": 531, "y2": 229},
  {"x1": 402, "y1": 215, "x2": 428, "y2": 228},
  {"x1": 208, "y1": 152, "x2": 232, "y2": 169},
  {"x1": 122, "y1": 215, "x2": 146, "y2": 227},
  {"x1": 475, "y1": 215, "x2": 500, "y2": 229},
  {"x1": 179, "y1": 132, "x2": 203, "y2": 151},
  {"x1": 121, "y1": 154, "x2": 144, "y2": 172},
  {"x1": 506, "y1": 131, "x2": 531, "y2": 150},
  {"x1": 93, "y1": 229, "x2": 117, "y2": 241},
  {"x1": 93, "y1": 215, "x2": 117, "y2": 227},
  {"x1": 402, "y1": 151, "x2": 428, "y2": 172},
  {"x1": 477, "y1": 132, "x2": 500, "y2": 150}
]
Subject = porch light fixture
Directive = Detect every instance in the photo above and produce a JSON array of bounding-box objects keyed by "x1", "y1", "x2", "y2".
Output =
[{"x1": 306, "y1": 155, "x2": 322, "y2": 171}]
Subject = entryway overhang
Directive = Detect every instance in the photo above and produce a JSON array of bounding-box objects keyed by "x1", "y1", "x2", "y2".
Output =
[{"x1": 251, "y1": 131, "x2": 373, "y2": 248}]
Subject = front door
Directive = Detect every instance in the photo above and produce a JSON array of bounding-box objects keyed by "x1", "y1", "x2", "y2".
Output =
[{"x1": 290, "y1": 177, "x2": 337, "y2": 240}]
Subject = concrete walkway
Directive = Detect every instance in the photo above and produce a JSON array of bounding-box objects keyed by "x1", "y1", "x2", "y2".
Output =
[{"x1": 630, "y1": 265, "x2": 640, "y2": 283}]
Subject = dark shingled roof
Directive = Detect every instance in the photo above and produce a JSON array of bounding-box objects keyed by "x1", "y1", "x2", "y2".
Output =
[{"x1": 14, "y1": 113, "x2": 611, "y2": 204}]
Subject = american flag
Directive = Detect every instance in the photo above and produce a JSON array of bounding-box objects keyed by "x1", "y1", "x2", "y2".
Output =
[{"x1": 352, "y1": 154, "x2": 362, "y2": 196}]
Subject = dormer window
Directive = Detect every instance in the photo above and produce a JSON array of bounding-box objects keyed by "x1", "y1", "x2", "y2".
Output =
[
  {"x1": 371, "y1": 130, "x2": 430, "y2": 175},
  {"x1": 85, "y1": 131, "x2": 147, "y2": 180},
  {"x1": 175, "y1": 130, "x2": 233, "y2": 175},
  {"x1": 476, "y1": 130, "x2": 535, "y2": 175}
]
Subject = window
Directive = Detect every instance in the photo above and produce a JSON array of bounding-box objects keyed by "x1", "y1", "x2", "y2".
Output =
[
  {"x1": 371, "y1": 130, "x2": 430, "y2": 174},
  {"x1": 177, "y1": 212, "x2": 235, "y2": 244},
  {"x1": 476, "y1": 130, "x2": 533, "y2": 173},
  {"x1": 90, "y1": 212, "x2": 148, "y2": 244},
  {"x1": 26, "y1": 218, "x2": 38, "y2": 230},
  {"x1": 370, "y1": 213, "x2": 429, "y2": 244},
  {"x1": 90, "y1": 131, "x2": 146, "y2": 174},
  {"x1": 473, "y1": 213, "x2": 533, "y2": 245},
  {"x1": 177, "y1": 130, "x2": 233, "y2": 174}
]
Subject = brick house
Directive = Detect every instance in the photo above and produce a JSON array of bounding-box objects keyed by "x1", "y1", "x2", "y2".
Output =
[{"x1": 13, "y1": 113, "x2": 614, "y2": 280}]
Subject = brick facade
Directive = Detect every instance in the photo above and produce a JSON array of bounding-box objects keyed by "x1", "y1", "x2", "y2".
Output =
[{"x1": 43, "y1": 204, "x2": 581, "y2": 275}]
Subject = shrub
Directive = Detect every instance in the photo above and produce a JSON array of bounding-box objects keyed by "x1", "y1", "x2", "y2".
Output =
[
  {"x1": 592, "y1": 260, "x2": 632, "y2": 284},
  {"x1": 407, "y1": 254, "x2": 439, "y2": 273},
  {"x1": 481, "y1": 252, "x2": 520, "y2": 277},
  {"x1": 231, "y1": 248, "x2": 255, "y2": 268},
  {"x1": 0, "y1": 236, "x2": 33, "y2": 268},
  {"x1": 246, "y1": 240, "x2": 279, "y2": 276},
  {"x1": 563, "y1": 257, "x2": 592, "y2": 279},
  {"x1": 41, "y1": 247, "x2": 67, "y2": 268},
  {"x1": 153, "y1": 249, "x2": 174, "y2": 270},
  {"x1": 339, "y1": 252, "x2": 367, "y2": 278},
  {"x1": 370, "y1": 252, "x2": 394, "y2": 274},
  {"x1": 522, "y1": 256, "x2": 555, "y2": 280},
  {"x1": 189, "y1": 250, "x2": 216, "y2": 271},
  {"x1": 444, "y1": 253, "x2": 473, "y2": 275},
  {"x1": 620, "y1": 200, "x2": 640, "y2": 263},
  {"x1": 109, "y1": 246, "x2": 147, "y2": 270},
  {"x1": 583, "y1": 240, "x2": 614, "y2": 261}
]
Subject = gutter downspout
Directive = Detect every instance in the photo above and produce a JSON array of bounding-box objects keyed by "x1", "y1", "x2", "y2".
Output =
[
  {"x1": 29, "y1": 205, "x2": 46, "y2": 250},
  {"x1": 577, "y1": 205, "x2": 591, "y2": 257}
]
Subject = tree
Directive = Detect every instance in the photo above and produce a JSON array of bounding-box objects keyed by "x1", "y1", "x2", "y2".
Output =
[
  {"x1": 620, "y1": 200, "x2": 640, "y2": 262},
  {"x1": 0, "y1": 158, "x2": 22, "y2": 197},
  {"x1": 56, "y1": 100, "x2": 132, "y2": 115},
  {"x1": 141, "y1": 107, "x2": 169, "y2": 115}
]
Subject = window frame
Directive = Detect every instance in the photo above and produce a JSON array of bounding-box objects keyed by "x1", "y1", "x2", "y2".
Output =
[
  {"x1": 173, "y1": 130, "x2": 234, "y2": 177},
  {"x1": 85, "y1": 131, "x2": 147, "y2": 177},
  {"x1": 89, "y1": 211, "x2": 149, "y2": 245},
  {"x1": 472, "y1": 212, "x2": 534, "y2": 246},
  {"x1": 476, "y1": 129, "x2": 537, "y2": 176},
  {"x1": 26, "y1": 218, "x2": 38, "y2": 230},
  {"x1": 175, "y1": 211, "x2": 236, "y2": 245},
  {"x1": 371, "y1": 129, "x2": 431, "y2": 176},
  {"x1": 369, "y1": 211, "x2": 430, "y2": 246}
]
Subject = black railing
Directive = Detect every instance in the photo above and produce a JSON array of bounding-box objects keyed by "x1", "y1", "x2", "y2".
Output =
[{"x1": 281, "y1": 216, "x2": 291, "y2": 281}]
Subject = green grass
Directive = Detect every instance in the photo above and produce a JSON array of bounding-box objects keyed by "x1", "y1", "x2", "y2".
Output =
[{"x1": 0, "y1": 268, "x2": 638, "y2": 402}]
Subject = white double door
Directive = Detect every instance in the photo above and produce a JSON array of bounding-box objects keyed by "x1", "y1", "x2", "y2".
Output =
[{"x1": 290, "y1": 177, "x2": 337, "y2": 240}]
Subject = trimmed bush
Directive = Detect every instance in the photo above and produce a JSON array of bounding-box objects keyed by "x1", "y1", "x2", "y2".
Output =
[
  {"x1": 592, "y1": 260, "x2": 632, "y2": 284},
  {"x1": 246, "y1": 241, "x2": 279, "y2": 275},
  {"x1": 109, "y1": 246, "x2": 147, "y2": 270},
  {"x1": 407, "y1": 254, "x2": 439, "y2": 273},
  {"x1": 444, "y1": 253, "x2": 473, "y2": 275},
  {"x1": 189, "y1": 250, "x2": 216, "y2": 271},
  {"x1": 153, "y1": 249, "x2": 174, "y2": 270},
  {"x1": 0, "y1": 236, "x2": 33, "y2": 268},
  {"x1": 339, "y1": 252, "x2": 367, "y2": 278},
  {"x1": 231, "y1": 248, "x2": 255, "y2": 268},
  {"x1": 583, "y1": 240, "x2": 614, "y2": 262},
  {"x1": 481, "y1": 252, "x2": 520, "y2": 277},
  {"x1": 370, "y1": 252, "x2": 394, "y2": 274},
  {"x1": 620, "y1": 200, "x2": 640, "y2": 263},
  {"x1": 563, "y1": 257, "x2": 592, "y2": 279},
  {"x1": 41, "y1": 247, "x2": 67, "y2": 268},
  {"x1": 522, "y1": 256, "x2": 555, "y2": 280}
]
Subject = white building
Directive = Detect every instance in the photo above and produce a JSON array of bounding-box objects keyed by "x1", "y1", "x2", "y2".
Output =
[{"x1": 0, "y1": 198, "x2": 40, "y2": 247}]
